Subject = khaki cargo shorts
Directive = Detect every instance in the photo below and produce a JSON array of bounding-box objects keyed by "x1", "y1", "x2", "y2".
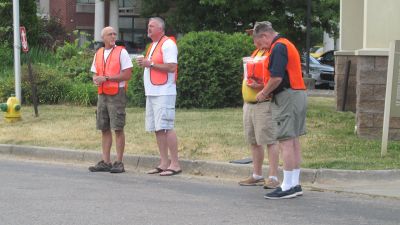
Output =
[
  {"x1": 145, "y1": 95, "x2": 176, "y2": 132},
  {"x1": 96, "y1": 88, "x2": 127, "y2": 131},
  {"x1": 243, "y1": 101, "x2": 277, "y2": 145},
  {"x1": 271, "y1": 89, "x2": 307, "y2": 140}
]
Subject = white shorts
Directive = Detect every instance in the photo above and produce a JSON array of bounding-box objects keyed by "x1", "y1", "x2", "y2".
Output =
[{"x1": 145, "y1": 95, "x2": 176, "y2": 132}]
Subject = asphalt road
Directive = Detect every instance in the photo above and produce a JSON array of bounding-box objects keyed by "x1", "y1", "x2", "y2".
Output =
[{"x1": 0, "y1": 158, "x2": 399, "y2": 225}]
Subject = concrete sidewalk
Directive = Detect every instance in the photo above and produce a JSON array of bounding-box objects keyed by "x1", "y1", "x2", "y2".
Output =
[{"x1": 0, "y1": 144, "x2": 399, "y2": 199}]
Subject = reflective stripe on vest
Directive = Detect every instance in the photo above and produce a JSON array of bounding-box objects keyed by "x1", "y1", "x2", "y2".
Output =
[
  {"x1": 145, "y1": 36, "x2": 178, "y2": 85},
  {"x1": 95, "y1": 46, "x2": 124, "y2": 95},
  {"x1": 264, "y1": 38, "x2": 306, "y2": 90}
]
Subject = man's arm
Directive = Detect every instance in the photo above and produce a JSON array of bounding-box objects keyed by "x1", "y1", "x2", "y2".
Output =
[
  {"x1": 256, "y1": 43, "x2": 287, "y2": 101},
  {"x1": 256, "y1": 76, "x2": 282, "y2": 102},
  {"x1": 153, "y1": 39, "x2": 178, "y2": 73},
  {"x1": 136, "y1": 59, "x2": 177, "y2": 73},
  {"x1": 107, "y1": 68, "x2": 133, "y2": 82},
  {"x1": 151, "y1": 63, "x2": 177, "y2": 73},
  {"x1": 137, "y1": 39, "x2": 177, "y2": 73}
]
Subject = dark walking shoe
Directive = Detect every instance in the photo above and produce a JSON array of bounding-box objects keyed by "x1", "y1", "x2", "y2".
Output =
[
  {"x1": 88, "y1": 160, "x2": 112, "y2": 172},
  {"x1": 293, "y1": 185, "x2": 303, "y2": 196},
  {"x1": 110, "y1": 161, "x2": 125, "y2": 173},
  {"x1": 264, "y1": 187, "x2": 297, "y2": 200}
]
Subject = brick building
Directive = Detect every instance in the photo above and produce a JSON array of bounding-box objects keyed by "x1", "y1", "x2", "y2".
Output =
[
  {"x1": 337, "y1": 0, "x2": 400, "y2": 140},
  {"x1": 36, "y1": 0, "x2": 148, "y2": 53}
]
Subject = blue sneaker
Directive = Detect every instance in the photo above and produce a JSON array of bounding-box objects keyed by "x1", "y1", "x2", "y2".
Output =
[
  {"x1": 264, "y1": 187, "x2": 297, "y2": 199},
  {"x1": 293, "y1": 185, "x2": 303, "y2": 196}
]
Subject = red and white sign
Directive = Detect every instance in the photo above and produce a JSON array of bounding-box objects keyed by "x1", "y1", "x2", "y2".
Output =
[{"x1": 20, "y1": 26, "x2": 29, "y2": 53}]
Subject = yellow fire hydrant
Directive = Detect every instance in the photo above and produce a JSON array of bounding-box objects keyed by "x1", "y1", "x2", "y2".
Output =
[{"x1": 0, "y1": 95, "x2": 22, "y2": 122}]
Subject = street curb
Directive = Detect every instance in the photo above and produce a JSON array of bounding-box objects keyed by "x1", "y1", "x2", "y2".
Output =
[
  {"x1": 313, "y1": 168, "x2": 400, "y2": 182},
  {"x1": 0, "y1": 144, "x2": 399, "y2": 184}
]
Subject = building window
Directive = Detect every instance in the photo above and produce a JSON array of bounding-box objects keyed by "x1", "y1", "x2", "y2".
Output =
[
  {"x1": 118, "y1": 16, "x2": 147, "y2": 54},
  {"x1": 119, "y1": 0, "x2": 135, "y2": 8},
  {"x1": 77, "y1": 0, "x2": 95, "y2": 4}
]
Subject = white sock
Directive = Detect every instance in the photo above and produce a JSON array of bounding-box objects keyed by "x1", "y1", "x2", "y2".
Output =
[
  {"x1": 252, "y1": 173, "x2": 264, "y2": 180},
  {"x1": 268, "y1": 176, "x2": 278, "y2": 181},
  {"x1": 281, "y1": 170, "x2": 293, "y2": 191},
  {"x1": 292, "y1": 169, "x2": 300, "y2": 186}
]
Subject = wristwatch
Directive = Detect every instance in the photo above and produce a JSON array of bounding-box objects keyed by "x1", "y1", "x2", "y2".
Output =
[{"x1": 150, "y1": 62, "x2": 154, "y2": 68}]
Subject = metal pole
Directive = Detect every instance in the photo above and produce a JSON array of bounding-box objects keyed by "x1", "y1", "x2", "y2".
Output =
[
  {"x1": 13, "y1": 0, "x2": 21, "y2": 102},
  {"x1": 305, "y1": 0, "x2": 311, "y2": 77}
]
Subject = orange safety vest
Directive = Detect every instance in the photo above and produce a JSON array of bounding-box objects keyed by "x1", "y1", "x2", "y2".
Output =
[
  {"x1": 145, "y1": 36, "x2": 178, "y2": 85},
  {"x1": 264, "y1": 37, "x2": 306, "y2": 90},
  {"x1": 95, "y1": 46, "x2": 126, "y2": 95}
]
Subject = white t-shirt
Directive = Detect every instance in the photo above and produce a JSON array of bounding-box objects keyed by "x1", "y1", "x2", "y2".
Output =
[
  {"x1": 91, "y1": 47, "x2": 133, "y2": 87},
  {"x1": 143, "y1": 39, "x2": 178, "y2": 96}
]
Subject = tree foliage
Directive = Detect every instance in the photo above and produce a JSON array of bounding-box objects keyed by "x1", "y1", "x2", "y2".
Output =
[
  {"x1": 0, "y1": 0, "x2": 39, "y2": 46},
  {"x1": 0, "y1": 0, "x2": 66, "y2": 50},
  {"x1": 141, "y1": 0, "x2": 339, "y2": 49}
]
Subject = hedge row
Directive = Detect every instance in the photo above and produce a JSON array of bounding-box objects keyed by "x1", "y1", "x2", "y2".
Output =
[
  {"x1": 0, "y1": 64, "x2": 95, "y2": 105},
  {"x1": 128, "y1": 31, "x2": 254, "y2": 108},
  {"x1": 0, "y1": 31, "x2": 254, "y2": 108}
]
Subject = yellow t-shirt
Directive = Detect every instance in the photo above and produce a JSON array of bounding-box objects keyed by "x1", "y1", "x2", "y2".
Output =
[{"x1": 242, "y1": 50, "x2": 265, "y2": 103}]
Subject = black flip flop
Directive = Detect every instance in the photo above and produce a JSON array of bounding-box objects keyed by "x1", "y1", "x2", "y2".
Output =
[
  {"x1": 159, "y1": 169, "x2": 182, "y2": 176},
  {"x1": 146, "y1": 167, "x2": 164, "y2": 174}
]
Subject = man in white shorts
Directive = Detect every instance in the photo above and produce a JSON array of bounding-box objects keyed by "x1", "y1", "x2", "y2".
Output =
[{"x1": 137, "y1": 17, "x2": 181, "y2": 176}]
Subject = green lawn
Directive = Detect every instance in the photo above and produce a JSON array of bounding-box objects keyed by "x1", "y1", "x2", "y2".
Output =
[{"x1": 0, "y1": 96, "x2": 399, "y2": 170}]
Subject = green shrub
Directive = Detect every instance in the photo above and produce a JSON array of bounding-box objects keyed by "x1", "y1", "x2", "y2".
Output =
[
  {"x1": 0, "y1": 41, "x2": 13, "y2": 70},
  {"x1": 65, "y1": 83, "x2": 97, "y2": 106},
  {"x1": 21, "y1": 64, "x2": 72, "y2": 104},
  {"x1": 0, "y1": 68, "x2": 14, "y2": 79},
  {"x1": 0, "y1": 64, "x2": 70, "y2": 104},
  {"x1": 56, "y1": 40, "x2": 94, "y2": 82},
  {"x1": 56, "y1": 41, "x2": 79, "y2": 60},
  {"x1": 21, "y1": 47, "x2": 58, "y2": 66},
  {"x1": 127, "y1": 64, "x2": 146, "y2": 107},
  {"x1": 0, "y1": 76, "x2": 15, "y2": 102},
  {"x1": 176, "y1": 31, "x2": 253, "y2": 108},
  {"x1": 124, "y1": 32, "x2": 253, "y2": 108},
  {"x1": 0, "y1": 32, "x2": 254, "y2": 107}
]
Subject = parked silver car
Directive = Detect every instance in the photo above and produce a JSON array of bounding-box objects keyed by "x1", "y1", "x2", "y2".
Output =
[{"x1": 301, "y1": 55, "x2": 334, "y2": 89}]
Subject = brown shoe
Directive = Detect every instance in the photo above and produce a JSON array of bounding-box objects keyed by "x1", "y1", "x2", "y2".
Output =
[
  {"x1": 263, "y1": 178, "x2": 280, "y2": 189},
  {"x1": 238, "y1": 176, "x2": 265, "y2": 186},
  {"x1": 88, "y1": 160, "x2": 112, "y2": 172},
  {"x1": 110, "y1": 161, "x2": 125, "y2": 173}
]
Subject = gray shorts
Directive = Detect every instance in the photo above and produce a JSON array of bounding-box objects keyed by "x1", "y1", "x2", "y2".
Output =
[
  {"x1": 243, "y1": 101, "x2": 277, "y2": 145},
  {"x1": 145, "y1": 95, "x2": 176, "y2": 132},
  {"x1": 96, "y1": 88, "x2": 127, "y2": 131},
  {"x1": 272, "y1": 89, "x2": 307, "y2": 140}
]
